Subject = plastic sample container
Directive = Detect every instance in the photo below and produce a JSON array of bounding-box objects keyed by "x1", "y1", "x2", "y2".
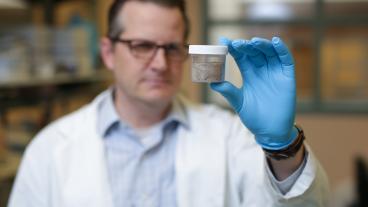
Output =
[{"x1": 188, "y1": 45, "x2": 228, "y2": 83}]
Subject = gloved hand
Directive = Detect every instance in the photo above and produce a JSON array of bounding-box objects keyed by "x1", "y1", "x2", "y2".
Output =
[{"x1": 211, "y1": 37, "x2": 298, "y2": 150}]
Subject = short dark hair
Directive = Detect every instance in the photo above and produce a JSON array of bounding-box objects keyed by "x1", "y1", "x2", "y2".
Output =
[{"x1": 107, "y1": 0, "x2": 190, "y2": 41}]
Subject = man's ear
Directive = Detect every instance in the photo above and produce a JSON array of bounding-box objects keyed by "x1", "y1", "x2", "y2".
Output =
[{"x1": 100, "y1": 37, "x2": 115, "y2": 71}]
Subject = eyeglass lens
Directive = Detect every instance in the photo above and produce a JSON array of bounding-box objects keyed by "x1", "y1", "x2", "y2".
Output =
[{"x1": 128, "y1": 40, "x2": 188, "y2": 61}]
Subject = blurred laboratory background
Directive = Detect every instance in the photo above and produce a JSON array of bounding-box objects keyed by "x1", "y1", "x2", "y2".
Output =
[{"x1": 0, "y1": 0, "x2": 367, "y2": 206}]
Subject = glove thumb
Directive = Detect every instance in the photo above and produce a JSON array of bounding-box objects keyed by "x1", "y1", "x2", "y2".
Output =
[{"x1": 210, "y1": 81, "x2": 243, "y2": 112}]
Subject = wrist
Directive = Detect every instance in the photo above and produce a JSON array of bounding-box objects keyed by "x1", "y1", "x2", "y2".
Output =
[{"x1": 266, "y1": 144, "x2": 306, "y2": 181}]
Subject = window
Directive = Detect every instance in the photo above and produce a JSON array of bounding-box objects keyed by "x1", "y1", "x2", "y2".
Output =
[{"x1": 204, "y1": 0, "x2": 368, "y2": 112}]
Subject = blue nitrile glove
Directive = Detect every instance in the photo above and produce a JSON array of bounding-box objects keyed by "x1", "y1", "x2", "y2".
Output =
[{"x1": 210, "y1": 37, "x2": 299, "y2": 150}]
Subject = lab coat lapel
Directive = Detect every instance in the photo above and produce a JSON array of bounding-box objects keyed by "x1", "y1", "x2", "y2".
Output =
[
  {"x1": 175, "y1": 105, "x2": 226, "y2": 207},
  {"x1": 52, "y1": 96, "x2": 114, "y2": 207}
]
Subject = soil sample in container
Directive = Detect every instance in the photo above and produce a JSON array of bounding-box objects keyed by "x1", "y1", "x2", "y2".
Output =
[
  {"x1": 192, "y1": 61, "x2": 224, "y2": 82},
  {"x1": 189, "y1": 45, "x2": 228, "y2": 83}
]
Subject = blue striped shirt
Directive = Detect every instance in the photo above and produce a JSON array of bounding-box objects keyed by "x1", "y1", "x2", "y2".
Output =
[{"x1": 97, "y1": 90, "x2": 188, "y2": 207}]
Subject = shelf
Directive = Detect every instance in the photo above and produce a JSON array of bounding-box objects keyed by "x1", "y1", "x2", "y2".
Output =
[
  {"x1": 0, "y1": 151, "x2": 21, "y2": 182},
  {"x1": 208, "y1": 18, "x2": 315, "y2": 26},
  {"x1": 0, "y1": 0, "x2": 27, "y2": 10},
  {"x1": 0, "y1": 69, "x2": 112, "y2": 89},
  {"x1": 208, "y1": 15, "x2": 368, "y2": 27}
]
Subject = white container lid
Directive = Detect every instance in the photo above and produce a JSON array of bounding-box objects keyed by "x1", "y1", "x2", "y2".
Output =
[{"x1": 189, "y1": 45, "x2": 228, "y2": 55}]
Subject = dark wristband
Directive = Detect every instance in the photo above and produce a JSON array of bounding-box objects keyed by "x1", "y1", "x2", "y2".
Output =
[{"x1": 263, "y1": 125, "x2": 305, "y2": 160}]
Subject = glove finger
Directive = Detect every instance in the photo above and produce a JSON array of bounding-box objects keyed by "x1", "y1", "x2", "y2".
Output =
[
  {"x1": 232, "y1": 39, "x2": 266, "y2": 68},
  {"x1": 225, "y1": 40, "x2": 255, "y2": 79},
  {"x1": 210, "y1": 81, "x2": 243, "y2": 112},
  {"x1": 250, "y1": 37, "x2": 278, "y2": 57},
  {"x1": 219, "y1": 37, "x2": 252, "y2": 80},
  {"x1": 218, "y1": 37, "x2": 244, "y2": 61},
  {"x1": 251, "y1": 37, "x2": 282, "y2": 73},
  {"x1": 272, "y1": 37, "x2": 295, "y2": 77}
]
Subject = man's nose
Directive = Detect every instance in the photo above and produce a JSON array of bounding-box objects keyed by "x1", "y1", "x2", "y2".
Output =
[{"x1": 150, "y1": 48, "x2": 168, "y2": 71}]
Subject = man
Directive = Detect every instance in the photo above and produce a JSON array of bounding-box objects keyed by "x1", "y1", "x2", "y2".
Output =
[{"x1": 8, "y1": 0, "x2": 329, "y2": 206}]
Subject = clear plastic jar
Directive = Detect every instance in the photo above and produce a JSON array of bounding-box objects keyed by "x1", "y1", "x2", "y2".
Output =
[{"x1": 189, "y1": 45, "x2": 228, "y2": 83}]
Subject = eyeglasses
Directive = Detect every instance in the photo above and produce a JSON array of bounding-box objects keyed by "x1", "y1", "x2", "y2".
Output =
[{"x1": 110, "y1": 38, "x2": 188, "y2": 62}]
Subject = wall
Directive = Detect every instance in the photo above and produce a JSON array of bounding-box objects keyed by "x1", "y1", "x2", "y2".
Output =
[
  {"x1": 180, "y1": 0, "x2": 202, "y2": 102},
  {"x1": 298, "y1": 114, "x2": 368, "y2": 190}
]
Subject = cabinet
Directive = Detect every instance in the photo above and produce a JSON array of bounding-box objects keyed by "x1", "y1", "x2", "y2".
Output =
[
  {"x1": 0, "y1": 0, "x2": 112, "y2": 147},
  {"x1": 0, "y1": 1, "x2": 112, "y2": 204}
]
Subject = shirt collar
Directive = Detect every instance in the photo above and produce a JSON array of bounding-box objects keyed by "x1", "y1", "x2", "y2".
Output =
[
  {"x1": 166, "y1": 97, "x2": 189, "y2": 129},
  {"x1": 97, "y1": 88, "x2": 120, "y2": 137},
  {"x1": 97, "y1": 88, "x2": 189, "y2": 138}
]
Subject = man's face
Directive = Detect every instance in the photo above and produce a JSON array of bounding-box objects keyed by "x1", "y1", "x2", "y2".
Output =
[{"x1": 101, "y1": 1, "x2": 186, "y2": 107}]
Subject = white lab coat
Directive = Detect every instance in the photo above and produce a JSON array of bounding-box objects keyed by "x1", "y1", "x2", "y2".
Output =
[{"x1": 8, "y1": 91, "x2": 329, "y2": 207}]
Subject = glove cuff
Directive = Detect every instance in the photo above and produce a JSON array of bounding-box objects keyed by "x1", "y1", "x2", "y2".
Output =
[
  {"x1": 257, "y1": 125, "x2": 299, "y2": 150},
  {"x1": 262, "y1": 124, "x2": 305, "y2": 160}
]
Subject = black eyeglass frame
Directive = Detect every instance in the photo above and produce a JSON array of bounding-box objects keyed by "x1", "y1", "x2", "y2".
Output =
[{"x1": 109, "y1": 37, "x2": 189, "y2": 62}]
